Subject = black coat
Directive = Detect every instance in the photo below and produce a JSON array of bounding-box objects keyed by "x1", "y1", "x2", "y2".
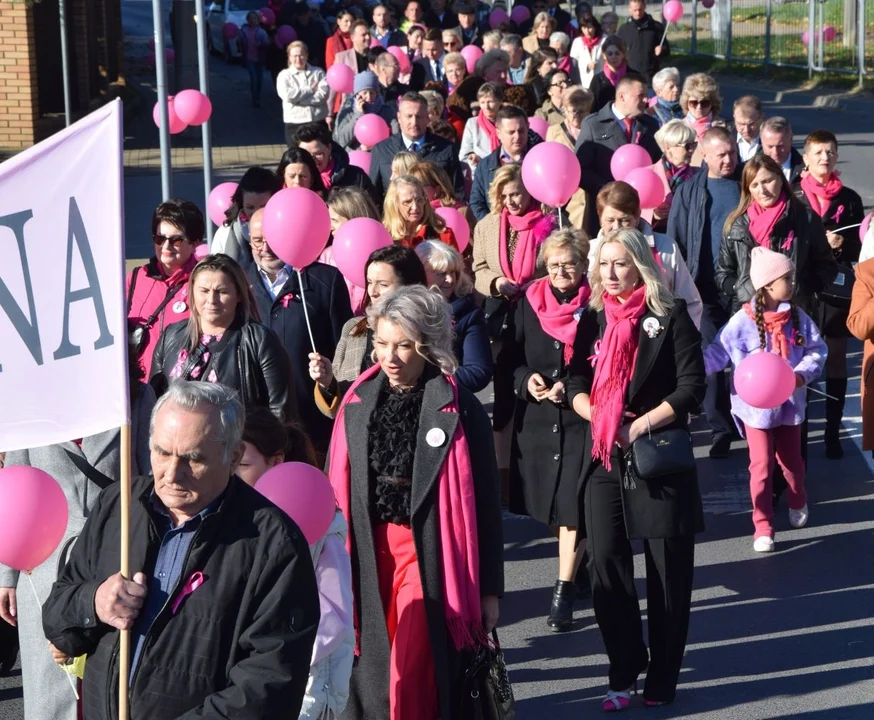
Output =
[
  {"x1": 42, "y1": 476, "x2": 320, "y2": 720},
  {"x1": 588, "y1": 67, "x2": 642, "y2": 114},
  {"x1": 451, "y1": 293, "x2": 494, "y2": 393},
  {"x1": 575, "y1": 104, "x2": 661, "y2": 233},
  {"x1": 368, "y1": 130, "x2": 463, "y2": 199},
  {"x1": 566, "y1": 299, "x2": 706, "y2": 539},
  {"x1": 150, "y1": 318, "x2": 299, "y2": 423},
  {"x1": 333, "y1": 371, "x2": 503, "y2": 720},
  {"x1": 424, "y1": 8, "x2": 458, "y2": 28},
  {"x1": 247, "y1": 262, "x2": 353, "y2": 454},
  {"x1": 499, "y1": 293, "x2": 587, "y2": 527},
  {"x1": 330, "y1": 142, "x2": 378, "y2": 201},
  {"x1": 617, "y1": 14, "x2": 669, "y2": 82},
  {"x1": 715, "y1": 200, "x2": 838, "y2": 314}
]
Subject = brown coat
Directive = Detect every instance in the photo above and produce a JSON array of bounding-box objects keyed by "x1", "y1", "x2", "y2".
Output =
[
  {"x1": 546, "y1": 122, "x2": 589, "y2": 230},
  {"x1": 847, "y1": 258, "x2": 874, "y2": 449},
  {"x1": 472, "y1": 212, "x2": 505, "y2": 298}
]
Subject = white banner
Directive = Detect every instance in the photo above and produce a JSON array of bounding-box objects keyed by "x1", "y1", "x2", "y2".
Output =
[{"x1": 0, "y1": 100, "x2": 129, "y2": 452}]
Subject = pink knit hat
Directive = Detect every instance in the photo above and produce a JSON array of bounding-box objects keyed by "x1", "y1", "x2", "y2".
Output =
[{"x1": 750, "y1": 246, "x2": 795, "y2": 291}]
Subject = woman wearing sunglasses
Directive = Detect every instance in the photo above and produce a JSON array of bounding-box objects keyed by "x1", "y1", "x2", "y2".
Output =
[
  {"x1": 680, "y1": 73, "x2": 724, "y2": 166},
  {"x1": 126, "y1": 200, "x2": 204, "y2": 375},
  {"x1": 644, "y1": 119, "x2": 700, "y2": 233}
]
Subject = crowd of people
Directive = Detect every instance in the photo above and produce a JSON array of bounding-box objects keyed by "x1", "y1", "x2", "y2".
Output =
[{"x1": 2, "y1": 0, "x2": 874, "y2": 717}]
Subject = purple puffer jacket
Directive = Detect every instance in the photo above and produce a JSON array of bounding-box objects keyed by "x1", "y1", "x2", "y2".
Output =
[{"x1": 704, "y1": 302, "x2": 827, "y2": 432}]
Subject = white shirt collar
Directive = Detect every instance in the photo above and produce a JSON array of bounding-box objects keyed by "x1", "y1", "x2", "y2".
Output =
[{"x1": 258, "y1": 264, "x2": 292, "y2": 299}]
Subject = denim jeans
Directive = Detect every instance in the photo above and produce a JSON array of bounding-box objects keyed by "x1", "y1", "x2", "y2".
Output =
[{"x1": 246, "y1": 60, "x2": 264, "y2": 103}]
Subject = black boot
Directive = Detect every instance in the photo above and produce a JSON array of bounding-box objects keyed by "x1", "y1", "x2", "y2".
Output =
[
  {"x1": 546, "y1": 580, "x2": 576, "y2": 632},
  {"x1": 824, "y1": 378, "x2": 848, "y2": 460},
  {"x1": 0, "y1": 620, "x2": 18, "y2": 676}
]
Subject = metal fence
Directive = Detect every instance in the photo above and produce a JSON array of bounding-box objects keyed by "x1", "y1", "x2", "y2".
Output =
[{"x1": 664, "y1": 0, "x2": 874, "y2": 78}]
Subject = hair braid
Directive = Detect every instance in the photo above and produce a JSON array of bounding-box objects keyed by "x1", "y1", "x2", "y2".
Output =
[
  {"x1": 790, "y1": 302, "x2": 805, "y2": 346},
  {"x1": 754, "y1": 289, "x2": 767, "y2": 351}
]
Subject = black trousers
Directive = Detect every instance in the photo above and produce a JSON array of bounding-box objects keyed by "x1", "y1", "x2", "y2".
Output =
[
  {"x1": 699, "y1": 298, "x2": 734, "y2": 441},
  {"x1": 584, "y1": 463, "x2": 696, "y2": 703}
]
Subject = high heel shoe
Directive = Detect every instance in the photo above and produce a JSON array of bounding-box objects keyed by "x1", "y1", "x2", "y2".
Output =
[{"x1": 601, "y1": 681, "x2": 637, "y2": 712}]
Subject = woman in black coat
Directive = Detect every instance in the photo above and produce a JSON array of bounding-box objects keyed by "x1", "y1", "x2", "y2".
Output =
[
  {"x1": 567, "y1": 227, "x2": 705, "y2": 710},
  {"x1": 326, "y1": 286, "x2": 503, "y2": 720},
  {"x1": 588, "y1": 35, "x2": 640, "y2": 113},
  {"x1": 497, "y1": 229, "x2": 590, "y2": 632},
  {"x1": 150, "y1": 253, "x2": 298, "y2": 423},
  {"x1": 798, "y1": 130, "x2": 866, "y2": 459}
]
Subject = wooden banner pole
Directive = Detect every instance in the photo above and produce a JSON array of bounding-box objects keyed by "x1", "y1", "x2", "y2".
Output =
[{"x1": 118, "y1": 423, "x2": 132, "y2": 720}]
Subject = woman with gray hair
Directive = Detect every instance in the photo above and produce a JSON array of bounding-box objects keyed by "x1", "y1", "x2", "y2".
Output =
[
  {"x1": 645, "y1": 118, "x2": 700, "y2": 232},
  {"x1": 326, "y1": 284, "x2": 503, "y2": 720},
  {"x1": 567, "y1": 227, "x2": 705, "y2": 710},
  {"x1": 651, "y1": 67, "x2": 683, "y2": 126},
  {"x1": 497, "y1": 229, "x2": 592, "y2": 632},
  {"x1": 459, "y1": 83, "x2": 504, "y2": 173},
  {"x1": 474, "y1": 48, "x2": 511, "y2": 85},
  {"x1": 549, "y1": 31, "x2": 576, "y2": 83}
]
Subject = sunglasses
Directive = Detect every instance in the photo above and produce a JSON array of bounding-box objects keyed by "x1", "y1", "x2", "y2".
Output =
[
  {"x1": 153, "y1": 233, "x2": 187, "y2": 247},
  {"x1": 687, "y1": 98, "x2": 711, "y2": 108},
  {"x1": 674, "y1": 142, "x2": 698, "y2": 151}
]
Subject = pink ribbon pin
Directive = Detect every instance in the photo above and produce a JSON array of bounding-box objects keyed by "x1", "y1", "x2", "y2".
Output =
[
  {"x1": 171, "y1": 571, "x2": 205, "y2": 615},
  {"x1": 281, "y1": 293, "x2": 295, "y2": 308},
  {"x1": 781, "y1": 230, "x2": 795, "y2": 251},
  {"x1": 588, "y1": 339, "x2": 602, "y2": 368},
  {"x1": 833, "y1": 205, "x2": 845, "y2": 224}
]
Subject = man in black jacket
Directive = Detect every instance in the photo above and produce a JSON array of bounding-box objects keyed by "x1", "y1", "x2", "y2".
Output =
[
  {"x1": 294, "y1": 122, "x2": 378, "y2": 201},
  {"x1": 368, "y1": 91, "x2": 463, "y2": 198},
  {"x1": 617, "y1": 0, "x2": 668, "y2": 82},
  {"x1": 575, "y1": 74, "x2": 660, "y2": 235},
  {"x1": 759, "y1": 116, "x2": 805, "y2": 189},
  {"x1": 247, "y1": 208, "x2": 353, "y2": 455},
  {"x1": 42, "y1": 382, "x2": 320, "y2": 720}
]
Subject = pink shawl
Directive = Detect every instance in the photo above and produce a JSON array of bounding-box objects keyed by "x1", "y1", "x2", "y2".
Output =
[
  {"x1": 800, "y1": 172, "x2": 843, "y2": 218},
  {"x1": 747, "y1": 193, "x2": 788, "y2": 248},
  {"x1": 684, "y1": 111, "x2": 712, "y2": 141},
  {"x1": 603, "y1": 60, "x2": 627, "y2": 87},
  {"x1": 498, "y1": 208, "x2": 556, "y2": 285},
  {"x1": 525, "y1": 276, "x2": 591, "y2": 364},
  {"x1": 476, "y1": 111, "x2": 500, "y2": 152},
  {"x1": 327, "y1": 364, "x2": 487, "y2": 652}
]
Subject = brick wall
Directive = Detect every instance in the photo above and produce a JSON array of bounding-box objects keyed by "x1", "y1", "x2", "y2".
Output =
[{"x1": 0, "y1": 1, "x2": 39, "y2": 150}]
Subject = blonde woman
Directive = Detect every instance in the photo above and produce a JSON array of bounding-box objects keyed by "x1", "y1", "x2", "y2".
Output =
[
  {"x1": 408, "y1": 161, "x2": 474, "y2": 232},
  {"x1": 523, "y1": 11, "x2": 557, "y2": 54},
  {"x1": 391, "y1": 151, "x2": 419, "y2": 181},
  {"x1": 681, "y1": 72, "x2": 724, "y2": 164},
  {"x1": 382, "y1": 175, "x2": 457, "y2": 248},
  {"x1": 567, "y1": 227, "x2": 705, "y2": 711},
  {"x1": 645, "y1": 119, "x2": 699, "y2": 231}
]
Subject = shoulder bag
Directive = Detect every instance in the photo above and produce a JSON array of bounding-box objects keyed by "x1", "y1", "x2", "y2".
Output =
[
  {"x1": 816, "y1": 262, "x2": 855, "y2": 308},
  {"x1": 623, "y1": 425, "x2": 696, "y2": 490},
  {"x1": 458, "y1": 629, "x2": 516, "y2": 720},
  {"x1": 127, "y1": 267, "x2": 187, "y2": 358}
]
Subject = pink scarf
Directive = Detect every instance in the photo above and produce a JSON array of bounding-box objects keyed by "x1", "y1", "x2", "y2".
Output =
[
  {"x1": 743, "y1": 304, "x2": 792, "y2": 359},
  {"x1": 319, "y1": 158, "x2": 335, "y2": 190},
  {"x1": 747, "y1": 193, "x2": 788, "y2": 248},
  {"x1": 603, "y1": 61, "x2": 627, "y2": 87},
  {"x1": 800, "y1": 172, "x2": 843, "y2": 218},
  {"x1": 525, "y1": 276, "x2": 591, "y2": 364},
  {"x1": 476, "y1": 112, "x2": 500, "y2": 152},
  {"x1": 590, "y1": 286, "x2": 647, "y2": 470},
  {"x1": 581, "y1": 34, "x2": 601, "y2": 52},
  {"x1": 498, "y1": 208, "x2": 555, "y2": 285},
  {"x1": 685, "y1": 112, "x2": 712, "y2": 141},
  {"x1": 328, "y1": 364, "x2": 487, "y2": 652},
  {"x1": 557, "y1": 55, "x2": 572, "y2": 75}
]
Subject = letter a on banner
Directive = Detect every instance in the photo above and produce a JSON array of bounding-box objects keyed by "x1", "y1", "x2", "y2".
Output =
[{"x1": 0, "y1": 100, "x2": 129, "y2": 452}]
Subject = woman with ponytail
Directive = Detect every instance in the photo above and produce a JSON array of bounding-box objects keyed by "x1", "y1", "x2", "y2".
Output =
[{"x1": 566, "y1": 227, "x2": 705, "y2": 711}]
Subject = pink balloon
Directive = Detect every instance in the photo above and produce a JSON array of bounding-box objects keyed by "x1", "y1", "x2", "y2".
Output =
[
  {"x1": 370, "y1": 36, "x2": 381, "y2": 48},
  {"x1": 662, "y1": 0, "x2": 683, "y2": 23},
  {"x1": 435, "y1": 206, "x2": 471, "y2": 253},
  {"x1": 348, "y1": 149, "x2": 372, "y2": 174},
  {"x1": 262, "y1": 187, "x2": 331, "y2": 268},
  {"x1": 624, "y1": 167, "x2": 666, "y2": 209},
  {"x1": 490, "y1": 8, "x2": 509, "y2": 29},
  {"x1": 0, "y1": 467, "x2": 69, "y2": 572},
  {"x1": 194, "y1": 243, "x2": 210, "y2": 260},
  {"x1": 861, "y1": 212, "x2": 873, "y2": 245},
  {"x1": 801, "y1": 30, "x2": 810, "y2": 46},
  {"x1": 460, "y1": 44, "x2": 483, "y2": 74},
  {"x1": 521, "y1": 141, "x2": 581, "y2": 208},
  {"x1": 734, "y1": 352, "x2": 796, "y2": 409},
  {"x1": 174, "y1": 89, "x2": 212, "y2": 126},
  {"x1": 152, "y1": 97, "x2": 188, "y2": 134},
  {"x1": 259, "y1": 6, "x2": 276, "y2": 26},
  {"x1": 223, "y1": 22, "x2": 240, "y2": 39},
  {"x1": 510, "y1": 5, "x2": 531, "y2": 24},
  {"x1": 354, "y1": 114, "x2": 391, "y2": 147},
  {"x1": 332, "y1": 217, "x2": 393, "y2": 287},
  {"x1": 610, "y1": 144, "x2": 653, "y2": 181},
  {"x1": 388, "y1": 45, "x2": 412, "y2": 74},
  {"x1": 255, "y1": 462, "x2": 336, "y2": 544},
  {"x1": 326, "y1": 63, "x2": 355, "y2": 94},
  {"x1": 701, "y1": 0, "x2": 715, "y2": 7},
  {"x1": 823, "y1": 25, "x2": 837, "y2": 42},
  {"x1": 276, "y1": 25, "x2": 297, "y2": 47},
  {"x1": 528, "y1": 116, "x2": 549, "y2": 139},
  {"x1": 207, "y1": 182, "x2": 238, "y2": 227}
]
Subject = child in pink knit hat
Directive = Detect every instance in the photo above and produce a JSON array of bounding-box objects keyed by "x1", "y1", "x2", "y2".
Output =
[{"x1": 704, "y1": 247, "x2": 827, "y2": 553}]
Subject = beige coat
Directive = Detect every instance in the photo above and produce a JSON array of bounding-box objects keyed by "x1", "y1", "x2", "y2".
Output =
[
  {"x1": 314, "y1": 316, "x2": 370, "y2": 418},
  {"x1": 847, "y1": 258, "x2": 874, "y2": 449},
  {"x1": 472, "y1": 212, "x2": 504, "y2": 298},
  {"x1": 546, "y1": 122, "x2": 589, "y2": 231}
]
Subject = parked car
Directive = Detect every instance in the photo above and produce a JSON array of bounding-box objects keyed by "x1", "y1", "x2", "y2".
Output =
[{"x1": 205, "y1": 0, "x2": 264, "y2": 60}]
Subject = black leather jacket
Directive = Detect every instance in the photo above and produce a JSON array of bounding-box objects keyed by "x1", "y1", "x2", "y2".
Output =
[{"x1": 150, "y1": 318, "x2": 298, "y2": 422}]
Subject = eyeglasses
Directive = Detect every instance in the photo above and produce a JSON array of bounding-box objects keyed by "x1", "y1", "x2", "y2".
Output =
[
  {"x1": 687, "y1": 98, "x2": 711, "y2": 108},
  {"x1": 153, "y1": 233, "x2": 187, "y2": 247},
  {"x1": 550, "y1": 79, "x2": 570, "y2": 89},
  {"x1": 674, "y1": 142, "x2": 698, "y2": 151},
  {"x1": 547, "y1": 262, "x2": 579, "y2": 274}
]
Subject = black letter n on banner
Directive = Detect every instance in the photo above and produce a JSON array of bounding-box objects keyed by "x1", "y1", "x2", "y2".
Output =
[
  {"x1": 53, "y1": 198, "x2": 115, "y2": 360},
  {"x1": 0, "y1": 210, "x2": 42, "y2": 373}
]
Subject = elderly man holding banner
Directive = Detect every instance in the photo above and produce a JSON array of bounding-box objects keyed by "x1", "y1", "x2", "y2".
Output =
[{"x1": 41, "y1": 381, "x2": 321, "y2": 720}]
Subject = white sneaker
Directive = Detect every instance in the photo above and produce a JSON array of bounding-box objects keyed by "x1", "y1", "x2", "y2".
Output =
[
  {"x1": 789, "y1": 504, "x2": 809, "y2": 529},
  {"x1": 753, "y1": 536, "x2": 775, "y2": 553}
]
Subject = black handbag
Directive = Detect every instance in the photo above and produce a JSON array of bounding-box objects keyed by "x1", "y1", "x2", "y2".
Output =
[
  {"x1": 127, "y1": 267, "x2": 187, "y2": 357},
  {"x1": 816, "y1": 262, "x2": 855, "y2": 308},
  {"x1": 482, "y1": 296, "x2": 511, "y2": 340},
  {"x1": 623, "y1": 427, "x2": 695, "y2": 489},
  {"x1": 458, "y1": 630, "x2": 516, "y2": 720}
]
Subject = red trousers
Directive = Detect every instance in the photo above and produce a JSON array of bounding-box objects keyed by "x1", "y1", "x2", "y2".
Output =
[
  {"x1": 373, "y1": 523, "x2": 439, "y2": 720},
  {"x1": 744, "y1": 424, "x2": 807, "y2": 538}
]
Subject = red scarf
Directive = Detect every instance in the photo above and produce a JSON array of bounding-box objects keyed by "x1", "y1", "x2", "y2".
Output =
[
  {"x1": 334, "y1": 29, "x2": 352, "y2": 53},
  {"x1": 800, "y1": 172, "x2": 843, "y2": 218},
  {"x1": 498, "y1": 208, "x2": 554, "y2": 286},
  {"x1": 525, "y1": 277, "x2": 591, "y2": 364},
  {"x1": 684, "y1": 111, "x2": 712, "y2": 141},
  {"x1": 557, "y1": 55, "x2": 572, "y2": 75},
  {"x1": 747, "y1": 193, "x2": 788, "y2": 248},
  {"x1": 319, "y1": 158, "x2": 335, "y2": 190},
  {"x1": 590, "y1": 286, "x2": 647, "y2": 471},
  {"x1": 581, "y1": 34, "x2": 601, "y2": 52},
  {"x1": 476, "y1": 112, "x2": 500, "y2": 152},
  {"x1": 743, "y1": 303, "x2": 791, "y2": 359},
  {"x1": 400, "y1": 223, "x2": 458, "y2": 249},
  {"x1": 603, "y1": 61, "x2": 627, "y2": 87},
  {"x1": 328, "y1": 365, "x2": 487, "y2": 652}
]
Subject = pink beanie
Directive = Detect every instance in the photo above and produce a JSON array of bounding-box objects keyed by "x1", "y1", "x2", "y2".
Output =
[{"x1": 750, "y1": 246, "x2": 795, "y2": 291}]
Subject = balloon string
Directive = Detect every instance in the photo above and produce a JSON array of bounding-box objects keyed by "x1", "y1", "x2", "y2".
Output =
[
  {"x1": 558, "y1": 209, "x2": 563, "y2": 229},
  {"x1": 659, "y1": 22, "x2": 670, "y2": 49},
  {"x1": 296, "y1": 269, "x2": 318, "y2": 355},
  {"x1": 834, "y1": 222, "x2": 862, "y2": 233},
  {"x1": 808, "y1": 385, "x2": 839, "y2": 401},
  {"x1": 25, "y1": 573, "x2": 80, "y2": 701}
]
